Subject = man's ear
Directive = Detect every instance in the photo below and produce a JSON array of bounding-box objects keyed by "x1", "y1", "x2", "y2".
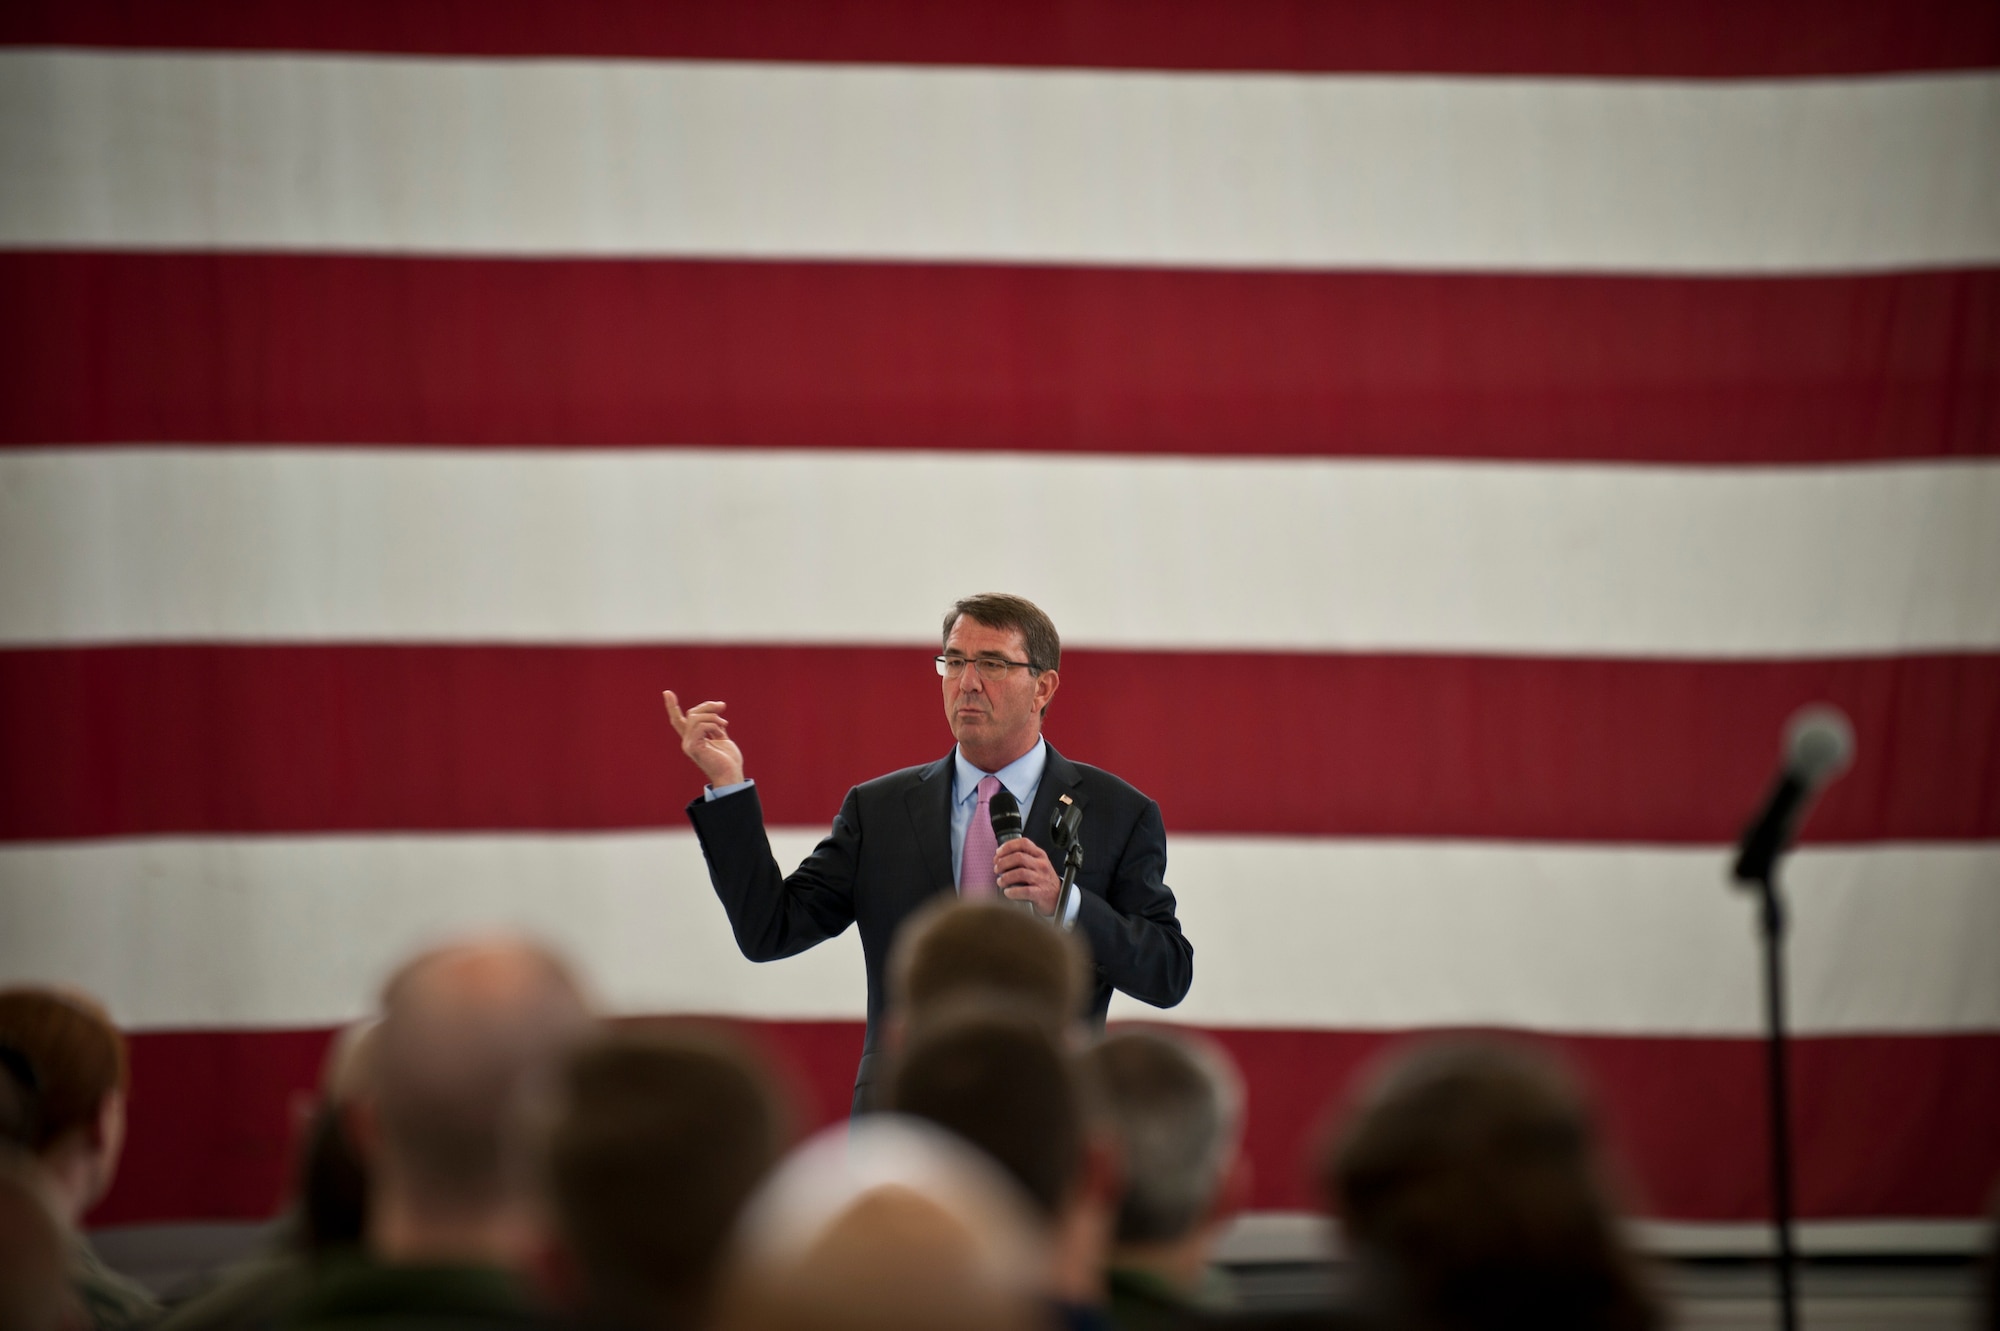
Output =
[
  {"x1": 341, "y1": 1095, "x2": 381, "y2": 1167},
  {"x1": 1081, "y1": 1131, "x2": 1123, "y2": 1212},
  {"x1": 526, "y1": 1231, "x2": 582, "y2": 1309},
  {"x1": 1035, "y1": 668, "x2": 1061, "y2": 715},
  {"x1": 87, "y1": 1090, "x2": 123, "y2": 1151},
  {"x1": 1207, "y1": 1152, "x2": 1253, "y2": 1230},
  {"x1": 82, "y1": 1090, "x2": 129, "y2": 1209}
]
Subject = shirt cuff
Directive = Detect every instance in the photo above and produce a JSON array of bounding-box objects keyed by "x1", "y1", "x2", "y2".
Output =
[{"x1": 703, "y1": 779, "x2": 755, "y2": 801}]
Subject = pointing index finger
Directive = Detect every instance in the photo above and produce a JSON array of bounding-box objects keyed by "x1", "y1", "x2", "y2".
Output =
[{"x1": 662, "y1": 689, "x2": 687, "y2": 734}]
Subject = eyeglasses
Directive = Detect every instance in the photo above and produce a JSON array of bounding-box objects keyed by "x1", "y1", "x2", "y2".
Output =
[{"x1": 935, "y1": 653, "x2": 1041, "y2": 680}]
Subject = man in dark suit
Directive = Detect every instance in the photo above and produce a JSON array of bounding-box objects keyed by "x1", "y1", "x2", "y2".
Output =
[{"x1": 664, "y1": 593, "x2": 1193, "y2": 1109}]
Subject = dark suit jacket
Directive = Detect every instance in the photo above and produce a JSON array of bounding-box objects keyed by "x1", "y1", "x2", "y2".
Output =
[{"x1": 686, "y1": 742, "x2": 1193, "y2": 1105}]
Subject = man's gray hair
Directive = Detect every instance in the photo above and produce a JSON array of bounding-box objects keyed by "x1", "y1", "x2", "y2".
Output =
[{"x1": 1083, "y1": 1028, "x2": 1243, "y2": 1245}]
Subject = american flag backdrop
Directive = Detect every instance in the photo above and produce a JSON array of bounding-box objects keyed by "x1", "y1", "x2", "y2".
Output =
[{"x1": 1, "y1": 2, "x2": 1997, "y2": 1245}]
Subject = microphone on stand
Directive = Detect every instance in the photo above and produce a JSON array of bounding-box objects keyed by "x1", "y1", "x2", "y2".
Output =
[
  {"x1": 1727, "y1": 702, "x2": 1855, "y2": 1331},
  {"x1": 1050, "y1": 798, "x2": 1084, "y2": 931},
  {"x1": 1732, "y1": 706, "x2": 1856, "y2": 885}
]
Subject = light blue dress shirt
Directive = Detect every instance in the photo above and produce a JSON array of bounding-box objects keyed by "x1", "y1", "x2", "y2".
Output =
[
  {"x1": 705, "y1": 735, "x2": 1079, "y2": 925},
  {"x1": 951, "y1": 739, "x2": 1080, "y2": 927},
  {"x1": 949, "y1": 739, "x2": 1047, "y2": 887}
]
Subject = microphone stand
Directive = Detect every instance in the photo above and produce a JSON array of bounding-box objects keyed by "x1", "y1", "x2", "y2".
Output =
[
  {"x1": 1050, "y1": 801, "x2": 1084, "y2": 930},
  {"x1": 1054, "y1": 841, "x2": 1083, "y2": 931},
  {"x1": 1731, "y1": 702, "x2": 1850, "y2": 1331},
  {"x1": 1750, "y1": 865, "x2": 1800, "y2": 1331}
]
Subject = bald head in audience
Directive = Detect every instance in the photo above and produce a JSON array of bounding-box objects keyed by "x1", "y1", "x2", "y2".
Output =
[
  {"x1": 713, "y1": 1116, "x2": 1048, "y2": 1331},
  {"x1": 358, "y1": 937, "x2": 593, "y2": 1266}
]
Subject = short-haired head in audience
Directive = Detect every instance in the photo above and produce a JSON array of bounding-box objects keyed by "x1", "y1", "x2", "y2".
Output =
[
  {"x1": 885, "y1": 1004, "x2": 1086, "y2": 1220},
  {"x1": 712, "y1": 1114, "x2": 1046, "y2": 1331},
  {"x1": 149, "y1": 1024, "x2": 378, "y2": 1331},
  {"x1": 1083, "y1": 1027, "x2": 1249, "y2": 1314},
  {"x1": 358, "y1": 935, "x2": 593, "y2": 1265},
  {"x1": 0, "y1": 987, "x2": 158, "y2": 1329},
  {"x1": 0, "y1": 989, "x2": 127, "y2": 1221},
  {"x1": 1325, "y1": 1038, "x2": 1661, "y2": 1331},
  {"x1": 883, "y1": 1002, "x2": 1118, "y2": 1314},
  {"x1": 294, "y1": 1019, "x2": 376, "y2": 1256},
  {"x1": 524, "y1": 1021, "x2": 790, "y2": 1331},
  {"x1": 888, "y1": 898, "x2": 1091, "y2": 1045}
]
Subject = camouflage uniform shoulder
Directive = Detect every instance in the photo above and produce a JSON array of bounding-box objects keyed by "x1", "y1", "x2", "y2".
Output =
[{"x1": 72, "y1": 1235, "x2": 163, "y2": 1331}]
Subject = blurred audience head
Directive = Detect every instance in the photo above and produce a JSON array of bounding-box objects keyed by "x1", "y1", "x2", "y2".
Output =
[
  {"x1": 1083, "y1": 1027, "x2": 1247, "y2": 1289},
  {"x1": 357, "y1": 935, "x2": 593, "y2": 1263},
  {"x1": 885, "y1": 1004, "x2": 1087, "y2": 1220},
  {"x1": 0, "y1": 988, "x2": 130, "y2": 1225},
  {"x1": 526, "y1": 1022, "x2": 790, "y2": 1331},
  {"x1": 883, "y1": 1003, "x2": 1116, "y2": 1308},
  {"x1": 888, "y1": 898, "x2": 1090, "y2": 1041},
  {"x1": 713, "y1": 1115, "x2": 1047, "y2": 1331},
  {"x1": 1324, "y1": 1039, "x2": 1660, "y2": 1331},
  {"x1": 0, "y1": 1148, "x2": 76, "y2": 1331},
  {"x1": 292, "y1": 1018, "x2": 377, "y2": 1255}
]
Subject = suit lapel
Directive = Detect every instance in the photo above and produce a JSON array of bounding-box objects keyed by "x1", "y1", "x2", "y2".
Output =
[
  {"x1": 1027, "y1": 742, "x2": 1085, "y2": 863},
  {"x1": 905, "y1": 753, "x2": 957, "y2": 890}
]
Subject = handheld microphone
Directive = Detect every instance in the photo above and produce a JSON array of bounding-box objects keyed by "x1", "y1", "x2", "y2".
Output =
[
  {"x1": 988, "y1": 789, "x2": 1024, "y2": 844},
  {"x1": 1732, "y1": 705, "x2": 1855, "y2": 884},
  {"x1": 987, "y1": 791, "x2": 1036, "y2": 917}
]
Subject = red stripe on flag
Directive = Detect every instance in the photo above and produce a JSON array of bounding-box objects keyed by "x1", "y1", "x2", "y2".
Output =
[
  {"x1": 7, "y1": 645, "x2": 1996, "y2": 843},
  {"x1": 91, "y1": 1023, "x2": 2000, "y2": 1226},
  {"x1": 5, "y1": 0, "x2": 1995, "y2": 76},
  {"x1": 91, "y1": 1020, "x2": 867, "y2": 1230},
  {"x1": 4, "y1": 254, "x2": 1994, "y2": 463},
  {"x1": 1215, "y1": 1027, "x2": 2000, "y2": 1218}
]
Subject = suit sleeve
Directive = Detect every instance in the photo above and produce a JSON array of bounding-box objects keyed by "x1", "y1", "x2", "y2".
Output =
[
  {"x1": 1073, "y1": 798, "x2": 1193, "y2": 1008},
  {"x1": 685, "y1": 785, "x2": 862, "y2": 962}
]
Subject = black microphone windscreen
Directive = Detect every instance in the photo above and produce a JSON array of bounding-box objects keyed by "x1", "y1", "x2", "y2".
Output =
[
  {"x1": 988, "y1": 789, "x2": 1024, "y2": 842},
  {"x1": 1734, "y1": 703, "x2": 1858, "y2": 883},
  {"x1": 1784, "y1": 705, "x2": 1855, "y2": 786}
]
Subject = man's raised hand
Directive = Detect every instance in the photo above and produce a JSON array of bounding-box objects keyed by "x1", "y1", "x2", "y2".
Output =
[{"x1": 663, "y1": 690, "x2": 746, "y2": 788}]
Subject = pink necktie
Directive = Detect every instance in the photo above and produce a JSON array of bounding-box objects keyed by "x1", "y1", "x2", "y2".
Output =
[{"x1": 959, "y1": 775, "x2": 1002, "y2": 898}]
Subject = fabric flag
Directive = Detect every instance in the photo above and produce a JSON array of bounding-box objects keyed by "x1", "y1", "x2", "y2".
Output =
[{"x1": 0, "y1": 0, "x2": 1996, "y2": 1243}]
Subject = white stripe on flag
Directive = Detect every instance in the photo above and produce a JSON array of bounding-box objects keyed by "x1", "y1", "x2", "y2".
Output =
[
  {"x1": 2, "y1": 832, "x2": 1992, "y2": 1035},
  {"x1": 3, "y1": 52, "x2": 1995, "y2": 272},
  {"x1": 3, "y1": 449, "x2": 1996, "y2": 656}
]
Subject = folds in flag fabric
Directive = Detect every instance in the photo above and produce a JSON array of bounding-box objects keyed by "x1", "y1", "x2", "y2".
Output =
[{"x1": 1, "y1": 0, "x2": 1996, "y2": 1235}]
